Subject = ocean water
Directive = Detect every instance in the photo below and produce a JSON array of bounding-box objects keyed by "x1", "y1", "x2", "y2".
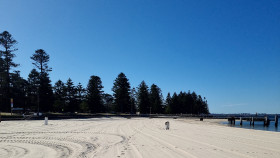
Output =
[{"x1": 222, "y1": 119, "x2": 280, "y2": 132}]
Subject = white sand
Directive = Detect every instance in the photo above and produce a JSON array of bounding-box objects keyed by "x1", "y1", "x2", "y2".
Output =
[{"x1": 0, "y1": 117, "x2": 280, "y2": 158}]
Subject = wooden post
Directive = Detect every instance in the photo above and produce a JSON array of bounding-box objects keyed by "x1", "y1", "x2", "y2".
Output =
[
  {"x1": 264, "y1": 116, "x2": 267, "y2": 126},
  {"x1": 252, "y1": 117, "x2": 254, "y2": 126},
  {"x1": 240, "y1": 117, "x2": 243, "y2": 125},
  {"x1": 275, "y1": 115, "x2": 278, "y2": 127}
]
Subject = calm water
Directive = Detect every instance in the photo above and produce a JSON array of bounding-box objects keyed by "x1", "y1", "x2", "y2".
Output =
[{"x1": 222, "y1": 119, "x2": 280, "y2": 132}]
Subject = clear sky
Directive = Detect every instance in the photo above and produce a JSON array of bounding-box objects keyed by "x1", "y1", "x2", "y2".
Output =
[{"x1": 1, "y1": 0, "x2": 279, "y2": 114}]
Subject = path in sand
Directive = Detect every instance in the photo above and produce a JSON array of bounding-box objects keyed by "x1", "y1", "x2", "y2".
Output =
[{"x1": 0, "y1": 117, "x2": 280, "y2": 158}]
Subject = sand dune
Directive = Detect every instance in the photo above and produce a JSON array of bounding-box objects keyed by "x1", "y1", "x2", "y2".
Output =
[{"x1": 0, "y1": 117, "x2": 279, "y2": 158}]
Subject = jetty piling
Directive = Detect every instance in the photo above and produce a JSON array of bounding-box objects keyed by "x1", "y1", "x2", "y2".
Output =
[
  {"x1": 264, "y1": 116, "x2": 270, "y2": 126},
  {"x1": 275, "y1": 115, "x2": 278, "y2": 127},
  {"x1": 240, "y1": 117, "x2": 243, "y2": 126}
]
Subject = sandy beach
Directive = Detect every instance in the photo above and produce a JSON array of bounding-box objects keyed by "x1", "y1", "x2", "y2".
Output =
[{"x1": 0, "y1": 117, "x2": 280, "y2": 158}]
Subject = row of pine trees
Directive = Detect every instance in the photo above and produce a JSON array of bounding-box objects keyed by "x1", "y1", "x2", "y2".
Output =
[{"x1": 0, "y1": 30, "x2": 209, "y2": 114}]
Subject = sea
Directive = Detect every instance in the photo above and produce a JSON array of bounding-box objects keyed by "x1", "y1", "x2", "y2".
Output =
[{"x1": 222, "y1": 118, "x2": 280, "y2": 132}]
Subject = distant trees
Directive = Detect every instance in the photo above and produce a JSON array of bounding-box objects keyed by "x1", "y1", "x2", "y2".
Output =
[
  {"x1": 87, "y1": 75, "x2": 104, "y2": 113},
  {"x1": 0, "y1": 30, "x2": 210, "y2": 114},
  {"x1": 112, "y1": 73, "x2": 131, "y2": 113},
  {"x1": 165, "y1": 91, "x2": 209, "y2": 114}
]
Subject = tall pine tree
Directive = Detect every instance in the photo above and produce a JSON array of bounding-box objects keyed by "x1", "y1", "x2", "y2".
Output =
[
  {"x1": 87, "y1": 75, "x2": 104, "y2": 113},
  {"x1": 112, "y1": 73, "x2": 131, "y2": 113},
  {"x1": 53, "y1": 80, "x2": 66, "y2": 112},
  {"x1": 30, "y1": 49, "x2": 53, "y2": 112},
  {"x1": 137, "y1": 81, "x2": 150, "y2": 114},
  {"x1": 0, "y1": 31, "x2": 18, "y2": 111},
  {"x1": 150, "y1": 84, "x2": 163, "y2": 114}
]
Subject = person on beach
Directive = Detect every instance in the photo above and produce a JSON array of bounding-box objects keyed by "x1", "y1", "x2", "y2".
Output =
[{"x1": 165, "y1": 121, "x2": 169, "y2": 130}]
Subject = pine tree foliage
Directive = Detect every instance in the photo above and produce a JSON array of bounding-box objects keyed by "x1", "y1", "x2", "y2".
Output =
[
  {"x1": 38, "y1": 72, "x2": 54, "y2": 112},
  {"x1": 30, "y1": 49, "x2": 51, "y2": 73},
  {"x1": 150, "y1": 84, "x2": 163, "y2": 114},
  {"x1": 87, "y1": 75, "x2": 104, "y2": 113},
  {"x1": 53, "y1": 80, "x2": 66, "y2": 112},
  {"x1": 0, "y1": 31, "x2": 18, "y2": 111},
  {"x1": 27, "y1": 69, "x2": 40, "y2": 111},
  {"x1": 10, "y1": 71, "x2": 28, "y2": 110},
  {"x1": 65, "y1": 78, "x2": 78, "y2": 112},
  {"x1": 31, "y1": 49, "x2": 53, "y2": 112},
  {"x1": 165, "y1": 91, "x2": 209, "y2": 114},
  {"x1": 112, "y1": 72, "x2": 131, "y2": 113},
  {"x1": 130, "y1": 87, "x2": 137, "y2": 114},
  {"x1": 137, "y1": 81, "x2": 150, "y2": 114}
]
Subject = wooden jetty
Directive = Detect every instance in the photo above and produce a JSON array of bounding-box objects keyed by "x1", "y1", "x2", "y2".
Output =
[{"x1": 228, "y1": 115, "x2": 278, "y2": 127}]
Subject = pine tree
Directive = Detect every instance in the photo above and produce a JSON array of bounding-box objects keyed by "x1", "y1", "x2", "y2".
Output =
[
  {"x1": 0, "y1": 57, "x2": 6, "y2": 111},
  {"x1": 137, "y1": 81, "x2": 150, "y2": 114},
  {"x1": 0, "y1": 31, "x2": 18, "y2": 111},
  {"x1": 30, "y1": 49, "x2": 51, "y2": 73},
  {"x1": 30, "y1": 50, "x2": 53, "y2": 112},
  {"x1": 53, "y1": 80, "x2": 66, "y2": 112},
  {"x1": 10, "y1": 71, "x2": 28, "y2": 111},
  {"x1": 76, "y1": 82, "x2": 86, "y2": 111},
  {"x1": 165, "y1": 93, "x2": 172, "y2": 114},
  {"x1": 130, "y1": 87, "x2": 137, "y2": 114},
  {"x1": 112, "y1": 73, "x2": 131, "y2": 113},
  {"x1": 150, "y1": 84, "x2": 163, "y2": 113},
  {"x1": 170, "y1": 93, "x2": 179, "y2": 114},
  {"x1": 103, "y1": 93, "x2": 113, "y2": 112},
  {"x1": 87, "y1": 75, "x2": 104, "y2": 113},
  {"x1": 65, "y1": 78, "x2": 78, "y2": 112},
  {"x1": 38, "y1": 72, "x2": 54, "y2": 112},
  {"x1": 27, "y1": 69, "x2": 40, "y2": 111}
]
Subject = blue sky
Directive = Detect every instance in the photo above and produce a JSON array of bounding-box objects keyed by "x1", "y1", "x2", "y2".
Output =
[{"x1": 1, "y1": 0, "x2": 279, "y2": 113}]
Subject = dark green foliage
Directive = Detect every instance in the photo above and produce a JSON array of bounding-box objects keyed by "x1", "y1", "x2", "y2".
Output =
[
  {"x1": 53, "y1": 80, "x2": 66, "y2": 112},
  {"x1": 65, "y1": 78, "x2": 78, "y2": 112},
  {"x1": 76, "y1": 82, "x2": 86, "y2": 111},
  {"x1": 165, "y1": 92, "x2": 172, "y2": 113},
  {"x1": 170, "y1": 93, "x2": 179, "y2": 113},
  {"x1": 0, "y1": 31, "x2": 18, "y2": 111},
  {"x1": 103, "y1": 93, "x2": 113, "y2": 112},
  {"x1": 30, "y1": 49, "x2": 51, "y2": 73},
  {"x1": 38, "y1": 72, "x2": 54, "y2": 112},
  {"x1": 87, "y1": 75, "x2": 104, "y2": 113},
  {"x1": 130, "y1": 87, "x2": 137, "y2": 114},
  {"x1": 165, "y1": 91, "x2": 209, "y2": 114},
  {"x1": 10, "y1": 71, "x2": 28, "y2": 111},
  {"x1": 27, "y1": 69, "x2": 40, "y2": 111},
  {"x1": 112, "y1": 73, "x2": 131, "y2": 113},
  {"x1": 150, "y1": 84, "x2": 163, "y2": 114},
  {"x1": 0, "y1": 57, "x2": 6, "y2": 111},
  {"x1": 31, "y1": 49, "x2": 53, "y2": 112},
  {"x1": 137, "y1": 81, "x2": 150, "y2": 114}
]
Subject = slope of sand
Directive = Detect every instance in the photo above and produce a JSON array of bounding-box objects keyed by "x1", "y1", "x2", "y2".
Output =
[{"x1": 0, "y1": 117, "x2": 280, "y2": 158}]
